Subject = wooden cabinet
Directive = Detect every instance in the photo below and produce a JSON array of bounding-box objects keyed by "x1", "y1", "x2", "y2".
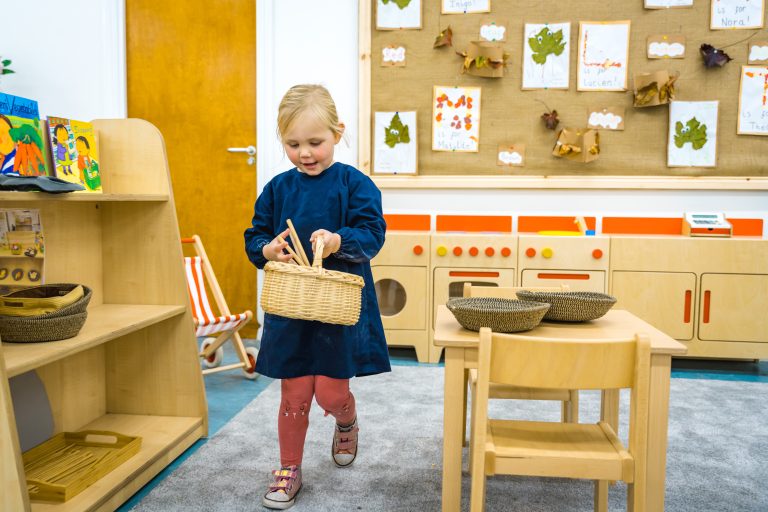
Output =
[
  {"x1": 610, "y1": 236, "x2": 768, "y2": 359},
  {"x1": 0, "y1": 119, "x2": 207, "y2": 511}
]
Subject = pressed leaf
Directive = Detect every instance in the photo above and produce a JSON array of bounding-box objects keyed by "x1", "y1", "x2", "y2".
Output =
[
  {"x1": 384, "y1": 112, "x2": 410, "y2": 148},
  {"x1": 700, "y1": 43, "x2": 732, "y2": 68},
  {"x1": 634, "y1": 81, "x2": 659, "y2": 106},
  {"x1": 434, "y1": 26, "x2": 453, "y2": 48},
  {"x1": 541, "y1": 110, "x2": 559, "y2": 130}
]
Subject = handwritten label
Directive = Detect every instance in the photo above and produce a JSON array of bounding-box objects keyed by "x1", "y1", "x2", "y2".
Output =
[
  {"x1": 577, "y1": 22, "x2": 631, "y2": 91},
  {"x1": 711, "y1": 0, "x2": 765, "y2": 29},
  {"x1": 442, "y1": 0, "x2": 490, "y2": 14}
]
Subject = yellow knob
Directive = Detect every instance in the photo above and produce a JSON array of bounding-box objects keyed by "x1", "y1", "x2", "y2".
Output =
[
  {"x1": 542, "y1": 247, "x2": 553, "y2": 259},
  {"x1": 436, "y1": 245, "x2": 447, "y2": 256}
]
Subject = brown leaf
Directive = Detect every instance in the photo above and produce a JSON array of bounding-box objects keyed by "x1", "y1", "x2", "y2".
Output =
[
  {"x1": 557, "y1": 143, "x2": 581, "y2": 156},
  {"x1": 541, "y1": 110, "x2": 560, "y2": 130},
  {"x1": 634, "y1": 81, "x2": 659, "y2": 107},
  {"x1": 434, "y1": 26, "x2": 453, "y2": 48},
  {"x1": 659, "y1": 74, "x2": 678, "y2": 103}
]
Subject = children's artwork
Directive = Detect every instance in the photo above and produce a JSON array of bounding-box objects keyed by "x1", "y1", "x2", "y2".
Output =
[
  {"x1": 382, "y1": 45, "x2": 407, "y2": 67},
  {"x1": 432, "y1": 86, "x2": 481, "y2": 152},
  {"x1": 633, "y1": 70, "x2": 678, "y2": 108},
  {"x1": 497, "y1": 144, "x2": 525, "y2": 166},
  {"x1": 442, "y1": 0, "x2": 490, "y2": 14},
  {"x1": 459, "y1": 41, "x2": 508, "y2": 78},
  {"x1": 587, "y1": 106, "x2": 625, "y2": 130},
  {"x1": 373, "y1": 111, "x2": 418, "y2": 174},
  {"x1": 0, "y1": 116, "x2": 50, "y2": 176},
  {"x1": 552, "y1": 127, "x2": 600, "y2": 163},
  {"x1": 47, "y1": 117, "x2": 102, "y2": 192},
  {"x1": 737, "y1": 66, "x2": 768, "y2": 135},
  {"x1": 479, "y1": 22, "x2": 506, "y2": 42},
  {"x1": 0, "y1": 208, "x2": 45, "y2": 294},
  {"x1": 577, "y1": 21, "x2": 631, "y2": 91},
  {"x1": 748, "y1": 41, "x2": 768, "y2": 64},
  {"x1": 668, "y1": 101, "x2": 719, "y2": 167},
  {"x1": 647, "y1": 35, "x2": 686, "y2": 59},
  {"x1": 644, "y1": 0, "x2": 693, "y2": 8},
  {"x1": 376, "y1": 0, "x2": 421, "y2": 30},
  {"x1": 522, "y1": 22, "x2": 570, "y2": 90},
  {"x1": 711, "y1": 0, "x2": 765, "y2": 29}
]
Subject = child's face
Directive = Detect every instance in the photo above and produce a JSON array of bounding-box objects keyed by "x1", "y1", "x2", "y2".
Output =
[
  {"x1": 282, "y1": 111, "x2": 341, "y2": 176},
  {"x1": 56, "y1": 127, "x2": 68, "y2": 141},
  {"x1": 76, "y1": 139, "x2": 89, "y2": 156}
]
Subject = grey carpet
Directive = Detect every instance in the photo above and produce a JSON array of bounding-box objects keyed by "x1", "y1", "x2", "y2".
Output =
[{"x1": 131, "y1": 366, "x2": 768, "y2": 511}]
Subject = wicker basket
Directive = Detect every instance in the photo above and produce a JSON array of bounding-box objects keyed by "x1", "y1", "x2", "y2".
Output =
[
  {"x1": 515, "y1": 291, "x2": 617, "y2": 322},
  {"x1": 446, "y1": 297, "x2": 550, "y2": 333},
  {"x1": 261, "y1": 237, "x2": 364, "y2": 325},
  {"x1": 0, "y1": 284, "x2": 92, "y2": 343}
]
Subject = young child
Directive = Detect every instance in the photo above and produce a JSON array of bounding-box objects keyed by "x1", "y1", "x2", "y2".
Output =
[{"x1": 244, "y1": 84, "x2": 390, "y2": 510}]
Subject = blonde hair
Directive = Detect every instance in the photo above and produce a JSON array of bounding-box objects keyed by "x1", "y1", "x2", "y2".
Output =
[{"x1": 277, "y1": 84, "x2": 344, "y2": 141}]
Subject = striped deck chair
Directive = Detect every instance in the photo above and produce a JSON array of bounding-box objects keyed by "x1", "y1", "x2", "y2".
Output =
[{"x1": 182, "y1": 235, "x2": 258, "y2": 379}]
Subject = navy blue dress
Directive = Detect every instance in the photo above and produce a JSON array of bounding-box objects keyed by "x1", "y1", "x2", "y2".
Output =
[{"x1": 244, "y1": 162, "x2": 391, "y2": 379}]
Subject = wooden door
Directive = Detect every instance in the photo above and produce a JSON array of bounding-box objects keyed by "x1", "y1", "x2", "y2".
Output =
[
  {"x1": 699, "y1": 273, "x2": 768, "y2": 342},
  {"x1": 611, "y1": 271, "x2": 696, "y2": 341},
  {"x1": 126, "y1": 1, "x2": 258, "y2": 335}
]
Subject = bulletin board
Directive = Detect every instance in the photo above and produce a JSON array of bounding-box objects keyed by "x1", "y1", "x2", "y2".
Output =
[{"x1": 363, "y1": 0, "x2": 768, "y2": 188}]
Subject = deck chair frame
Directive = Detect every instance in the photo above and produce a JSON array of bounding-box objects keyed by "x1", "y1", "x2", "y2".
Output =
[{"x1": 182, "y1": 235, "x2": 256, "y2": 378}]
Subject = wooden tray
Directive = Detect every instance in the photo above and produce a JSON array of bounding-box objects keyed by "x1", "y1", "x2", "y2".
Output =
[{"x1": 22, "y1": 430, "x2": 142, "y2": 502}]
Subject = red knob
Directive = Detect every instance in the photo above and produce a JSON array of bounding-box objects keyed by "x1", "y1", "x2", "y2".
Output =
[
  {"x1": 413, "y1": 245, "x2": 423, "y2": 255},
  {"x1": 469, "y1": 246, "x2": 479, "y2": 256},
  {"x1": 453, "y1": 246, "x2": 463, "y2": 256},
  {"x1": 592, "y1": 248, "x2": 603, "y2": 259},
  {"x1": 525, "y1": 247, "x2": 536, "y2": 258},
  {"x1": 501, "y1": 247, "x2": 511, "y2": 257},
  {"x1": 485, "y1": 247, "x2": 495, "y2": 257}
]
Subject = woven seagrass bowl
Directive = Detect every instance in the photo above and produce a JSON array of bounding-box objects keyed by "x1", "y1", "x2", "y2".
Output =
[
  {"x1": 446, "y1": 297, "x2": 550, "y2": 333},
  {"x1": 0, "y1": 284, "x2": 92, "y2": 343},
  {"x1": 515, "y1": 291, "x2": 617, "y2": 322}
]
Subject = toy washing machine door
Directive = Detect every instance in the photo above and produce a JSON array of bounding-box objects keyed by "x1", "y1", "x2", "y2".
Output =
[{"x1": 372, "y1": 265, "x2": 427, "y2": 331}]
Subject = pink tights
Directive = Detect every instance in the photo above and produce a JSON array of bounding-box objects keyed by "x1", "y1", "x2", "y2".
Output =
[{"x1": 278, "y1": 375, "x2": 356, "y2": 467}]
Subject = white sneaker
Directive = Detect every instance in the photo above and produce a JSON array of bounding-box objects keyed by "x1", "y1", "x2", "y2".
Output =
[
  {"x1": 332, "y1": 418, "x2": 358, "y2": 467},
  {"x1": 263, "y1": 465, "x2": 301, "y2": 509}
]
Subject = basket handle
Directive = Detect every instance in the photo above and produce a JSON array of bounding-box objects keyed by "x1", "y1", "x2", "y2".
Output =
[{"x1": 312, "y1": 237, "x2": 324, "y2": 269}]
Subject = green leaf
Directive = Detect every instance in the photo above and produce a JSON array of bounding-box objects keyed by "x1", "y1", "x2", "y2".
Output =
[
  {"x1": 384, "y1": 112, "x2": 410, "y2": 148},
  {"x1": 1, "y1": 59, "x2": 11, "y2": 66},
  {"x1": 2, "y1": 70, "x2": 15, "y2": 75}
]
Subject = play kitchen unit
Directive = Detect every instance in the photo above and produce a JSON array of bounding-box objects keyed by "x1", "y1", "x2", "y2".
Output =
[{"x1": 371, "y1": 215, "x2": 767, "y2": 364}]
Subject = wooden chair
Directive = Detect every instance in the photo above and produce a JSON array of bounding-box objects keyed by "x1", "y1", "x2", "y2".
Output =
[
  {"x1": 469, "y1": 328, "x2": 651, "y2": 512},
  {"x1": 182, "y1": 235, "x2": 258, "y2": 379}
]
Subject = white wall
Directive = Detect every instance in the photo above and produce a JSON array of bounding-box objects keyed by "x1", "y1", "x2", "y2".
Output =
[{"x1": 1, "y1": 0, "x2": 126, "y2": 120}]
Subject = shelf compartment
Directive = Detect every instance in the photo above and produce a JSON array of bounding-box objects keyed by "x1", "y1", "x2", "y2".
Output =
[
  {"x1": 2, "y1": 304, "x2": 187, "y2": 377},
  {"x1": 29, "y1": 414, "x2": 204, "y2": 511},
  {"x1": 0, "y1": 193, "x2": 169, "y2": 202}
]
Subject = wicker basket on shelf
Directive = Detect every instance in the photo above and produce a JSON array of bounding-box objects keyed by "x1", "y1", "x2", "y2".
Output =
[
  {"x1": 261, "y1": 225, "x2": 364, "y2": 326},
  {"x1": 0, "y1": 284, "x2": 92, "y2": 343}
]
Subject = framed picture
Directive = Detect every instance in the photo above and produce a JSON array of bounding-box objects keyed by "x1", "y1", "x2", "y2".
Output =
[
  {"x1": 442, "y1": 0, "x2": 490, "y2": 14},
  {"x1": 373, "y1": 111, "x2": 418, "y2": 174},
  {"x1": 376, "y1": 0, "x2": 422, "y2": 30},
  {"x1": 711, "y1": 0, "x2": 765, "y2": 30},
  {"x1": 668, "y1": 101, "x2": 719, "y2": 167},
  {"x1": 577, "y1": 21, "x2": 631, "y2": 92},
  {"x1": 522, "y1": 22, "x2": 570, "y2": 90},
  {"x1": 432, "y1": 86, "x2": 481, "y2": 152},
  {"x1": 737, "y1": 66, "x2": 768, "y2": 135}
]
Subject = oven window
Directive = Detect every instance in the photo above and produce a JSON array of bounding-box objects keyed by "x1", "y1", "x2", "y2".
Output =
[
  {"x1": 448, "y1": 281, "x2": 497, "y2": 298},
  {"x1": 375, "y1": 278, "x2": 407, "y2": 316}
]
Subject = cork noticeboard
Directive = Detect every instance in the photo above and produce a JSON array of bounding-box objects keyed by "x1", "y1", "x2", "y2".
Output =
[{"x1": 364, "y1": 0, "x2": 768, "y2": 185}]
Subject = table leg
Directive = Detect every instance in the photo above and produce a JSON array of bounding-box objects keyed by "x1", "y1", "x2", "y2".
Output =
[
  {"x1": 646, "y1": 354, "x2": 672, "y2": 512},
  {"x1": 462, "y1": 368, "x2": 469, "y2": 447},
  {"x1": 442, "y1": 347, "x2": 464, "y2": 512}
]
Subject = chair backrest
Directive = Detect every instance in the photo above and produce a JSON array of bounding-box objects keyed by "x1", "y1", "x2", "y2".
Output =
[
  {"x1": 463, "y1": 283, "x2": 569, "y2": 299},
  {"x1": 184, "y1": 255, "x2": 217, "y2": 324},
  {"x1": 182, "y1": 234, "x2": 232, "y2": 319}
]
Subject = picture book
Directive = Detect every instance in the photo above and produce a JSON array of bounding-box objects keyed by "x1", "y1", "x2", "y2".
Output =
[
  {"x1": 0, "y1": 115, "x2": 51, "y2": 176},
  {"x1": 0, "y1": 93, "x2": 39, "y2": 119},
  {"x1": 47, "y1": 117, "x2": 102, "y2": 192}
]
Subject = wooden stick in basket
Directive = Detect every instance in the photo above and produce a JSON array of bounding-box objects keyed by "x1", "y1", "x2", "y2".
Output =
[
  {"x1": 313, "y1": 237, "x2": 325, "y2": 268},
  {"x1": 276, "y1": 235, "x2": 302, "y2": 265},
  {"x1": 286, "y1": 219, "x2": 310, "y2": 266}
]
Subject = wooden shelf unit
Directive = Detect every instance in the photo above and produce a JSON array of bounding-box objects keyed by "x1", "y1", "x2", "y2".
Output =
[{"x1": 0, "y1": 118, "x2": 208, "y2": 511}]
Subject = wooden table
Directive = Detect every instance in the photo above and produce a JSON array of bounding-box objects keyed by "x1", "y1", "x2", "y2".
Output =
[{"x1": 433, "y1": 306, "x2": 688, "y2": 512}]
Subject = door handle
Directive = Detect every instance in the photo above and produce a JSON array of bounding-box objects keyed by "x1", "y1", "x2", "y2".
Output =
[{"x1": 228, "y1": 145, "x2": 257, "y2": 165}]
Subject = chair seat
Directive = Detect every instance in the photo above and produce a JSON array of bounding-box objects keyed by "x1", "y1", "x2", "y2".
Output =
[
  {"x1": 194, "y1": 312, "x2": 249, "y2": 337},
  {"x1": 469, "y1": 369, "x2": 572, "y2": 401},
  {"x1": 486, "y1": 419, "x2": 632, "y2": 481}
]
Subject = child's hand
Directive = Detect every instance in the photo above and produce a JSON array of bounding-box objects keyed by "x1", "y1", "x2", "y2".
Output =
[
  {"x1": 263, "y1": 228, "x2": 294, "y2": 262},
  {"x1": 310, "y1": 229, "x2": 341, "y2": 258}
]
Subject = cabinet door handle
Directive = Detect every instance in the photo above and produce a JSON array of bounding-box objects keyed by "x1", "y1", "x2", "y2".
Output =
[
  {"x1": 703, "y1": 290, "x2": 711, "y2": 324},
  {"x1": 684, "y1": 290, "x2": 692, "y2": 324}
]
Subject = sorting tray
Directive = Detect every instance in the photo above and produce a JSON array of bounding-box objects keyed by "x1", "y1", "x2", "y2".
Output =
[
  {"x1": 22, "y1": 430, "x2": 141, "y2": 502},
  {"x1": 515, "y1": 291, "x2": 617, "y2": 322},
  {"x1": 446, "y1": 297, "x2": 550, "y2": 333}
]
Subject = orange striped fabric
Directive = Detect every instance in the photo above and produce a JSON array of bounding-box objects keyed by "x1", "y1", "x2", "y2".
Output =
[{"x1": 184, "y1": 256, "x2": 247, "y2": 337}]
